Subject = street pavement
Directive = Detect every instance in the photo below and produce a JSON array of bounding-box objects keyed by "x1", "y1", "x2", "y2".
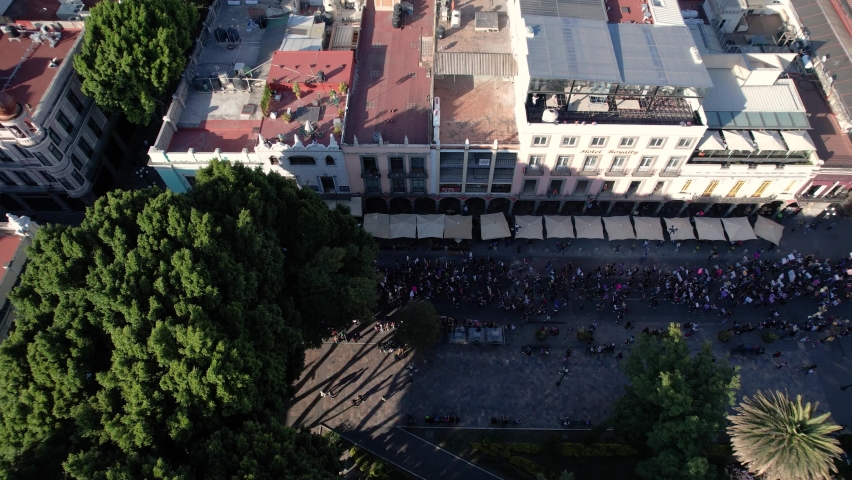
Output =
[{"x1": 286, "y1": 214, "x2": 852, "y2": 476}]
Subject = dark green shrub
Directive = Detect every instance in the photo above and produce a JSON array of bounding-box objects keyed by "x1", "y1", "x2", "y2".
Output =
[{"x1": 718, "y1": 330, "x2": 731, "y2": 342}]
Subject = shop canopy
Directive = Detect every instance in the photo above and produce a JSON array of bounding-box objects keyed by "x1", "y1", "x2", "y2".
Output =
[
  {"x1": 664, "y1": 217, "x2": 696, "y2": 240},
  {"x1": 697, "y1": 130, "x2": 725, "y2": 151},
  {"x1": 780, "y1": 130, "x2": 817, "y2": 151},
  {"x1": 444, "y1": 215, "x2": 473, "y2": 240},
  {"x1": 722, "y1": 130, "x2": 756, "y2": 151},
  {"x1": 416, "y1": 214, "x2": 445, "y2": 239},
  {"x1": 574, "y1": 216, "x2": 604, "y2": 239},
  {"x1": 514, "y1": 215, "x2": 544, "y2": 240},
  {"x1": 693, "y1": 217, "x2": 727, "y2": 241},
  {"x1": 753, "y1": 215, "x2": 785, "y2": 245},
  {"x1": 363, "y1": 213, "x2": 391, "y2": 239},
  {"x1": 721, "y1": 217, "x2": 757, "y2": 242},
  {"x1": 603, "y1": 216, "x2": 636, "y2": 240},
  {"x1": 544, "y1": 215, "x2": 575, "y2": 238},
  {"x1": 633, "y1": 217, "x2": 665, "y2": 240},
  {"x1": 481, "y1": 213, "x2": 511, "y2": 240},
  {"x1": 751, "y1": 130, "x2": 786, "y2": 151},
  {"x1": 389, "y1": 214, "x2": 417, "y2": 239}
]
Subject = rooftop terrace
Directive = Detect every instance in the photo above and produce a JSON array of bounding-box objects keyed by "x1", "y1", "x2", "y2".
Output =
[
  {"x1": 0, "y1": 28, "x2": 81, "y2": 115},
  {"x1": 793, "y1": 76, "x2": 852, "y2": 166},
  {"x1": 343, "y1": 1, "x2": 432, "y2": 145},
  {"x1": 433, "y1": 0, "x2": 517, "y2": 145},
  {"x1": 1, "y1": 0, "x2": 95, "y2": 22}
]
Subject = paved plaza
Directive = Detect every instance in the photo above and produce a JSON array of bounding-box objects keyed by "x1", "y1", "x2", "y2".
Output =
[{"x1": 285, "y1": 214, "x2": 852, "y2": 477}]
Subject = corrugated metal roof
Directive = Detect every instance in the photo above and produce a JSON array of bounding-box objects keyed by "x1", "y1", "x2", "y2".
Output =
[
  {"x1": 525, "y1": 16, "x2": 621, "y2": 82},
  {"x1": 519, "y1": 0, "x2": 606, "y2": 19},
  {"x1": 703, "y1": 68, "x2": 804, "y2": 112},
  {"x1": 330, "y1": 25, "x2": 356, "y2": 50},
  {"x1": 609, "y1": 24, "x2": 713, "y2": 87},
  {"x1": 435, "y1": 52, "x2": 518, "y2": 76}
]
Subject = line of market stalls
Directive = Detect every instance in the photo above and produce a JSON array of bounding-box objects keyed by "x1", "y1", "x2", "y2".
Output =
[{"x1": 361, "y1": 213, "x2": 786, "y2": 246}]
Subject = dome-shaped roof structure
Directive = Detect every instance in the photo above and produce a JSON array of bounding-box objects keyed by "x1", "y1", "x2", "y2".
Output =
[{"x1": 0, "y1": 92, "x2": 20, "y2": 121}]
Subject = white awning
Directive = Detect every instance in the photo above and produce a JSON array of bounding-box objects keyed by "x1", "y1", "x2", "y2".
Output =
[
  {"x1": 693, "y1": 217, "x2": 727, "y2": 241},
  {"x1": 363, "y1": 213, "x2": 391, "y2": 239},
  {"x1": 544, "y1": 215, "x2": 574, "y2": 238},
  {"x1": 444, "y1": 215, "x2": 473, "y2": 240},
  {"x1": 574, "y1": 216, "x2": 604, "y2": 239},
  {"x1": 603, "y1": 216, "x2": 636, "y2": 241},
  {"x1": 389, "y1": 214, "x2": 417, "y2": 238},
  {"x1": 664, "y1": 217, "x2": 696, "y2": 240},
  {"x1": 697, "y1": 130, "x2": 725, "y2": 150},
  {"x1": 722, "y1": 130, "x2": 755, "y2": 151},
  {"x1": 416, "y1": 214, "x2": 445, "y2": 239},
  {"x1": 721, "y1": 216, "x2": 757, "y2": 242},
  {"x1": 633, "y1": 217, "x2": 665, "y2": 240},
  {"x1": 481, "y1": 213, "x2": 511, "y2": 240},
  {"x1": 754, "y1": 215, "x2": 784, "y2": 245},
  {"x1": 751, "y1": 130, "x2": 787, "y2": 151},
  {"x1": 781, "y1": 130, "x2": 816, "y2": 151},
  {"x1": 514, "y1": 215, "x2": 543, "y2": 240}
]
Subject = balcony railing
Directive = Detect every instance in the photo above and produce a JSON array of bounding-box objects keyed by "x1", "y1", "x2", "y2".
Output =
[
  {"x1": 579, "y1": 168, "x2": 602, "y2": 176},
  {"x1": 605, "y1": 169, "x2": 628, "y2": 177},
  {"x1": 524, "y1": 165, "x2": 545, "y2": 176},
  {"x1": 659, "y1": 169, "x2": 680, "y2": 177},
  {"x1": 492, "y1": 172, "x2": 514, "y2": 181},
  {"x1": 632, "y1": 169, "x2": 656, "y2": 177},
  {"x1": 526, "y1": 96, "x2": 699, "y2": 126},
  {"x1": 361, "y1": 169, "x2": 381, "y2": 178},
  {"x1": 550, "y1": 167, "x2": 572, "y2": 176}
]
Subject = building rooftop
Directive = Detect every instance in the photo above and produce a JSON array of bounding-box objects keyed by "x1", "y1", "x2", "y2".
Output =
[
  {"x1": 344, "y1": 3, "x2": 432, "y2": 145},
  {"x1": 791, "y1": 0, "x2": 852, "y2": 119},
  {"x1": 793, "y1": 77, "x2": 852, "y2": 166},
  {"x1": 610, "y1": 24, "x2": 713, "y2": 87},
  {"x1": 525, "y1": 16, "x2": 621, "y2": 82},
  {"x1": 0, "y1": 234, "x2": 22, "y2": 285},
  {"x1": 1, "y1": 0, "x2": 95, "y2": 22},
  {"x1": 702, "y1": 67, "x2": 811, "y2": 129},
  {"x1": 433, "y1": 0, "x2": 517, "y2": 145},
  {"x1": 0, "y1": 28, "x2": 81, "y2": 116},
  {"x1": 518, "y1": 0, "x2": 606, "y2": 20},
  {"x1": 605, "y1": 0, "x2": 654, "y2": 24}
]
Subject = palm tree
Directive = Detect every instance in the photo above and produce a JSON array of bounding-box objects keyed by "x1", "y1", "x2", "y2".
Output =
[{"x1": 727, "y1": 390, "x2": 843, "y2": 480}]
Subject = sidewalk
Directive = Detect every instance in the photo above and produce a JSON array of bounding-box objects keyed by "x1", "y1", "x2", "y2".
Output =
[{"x1": 331, "y1": 425, "x2": 502, "y2": 480}]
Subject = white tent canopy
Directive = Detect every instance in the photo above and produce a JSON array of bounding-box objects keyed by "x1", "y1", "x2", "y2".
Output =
[
  {"x1": 603, "y1": 216, "x2": 636, "y2": 240},
  {"x1": 781, "y1": 130, "x2": 817, "y2": 151},
  {"x1": 721, "y1": 216, "x2": 757, "y2": 241},
  {"x1": 544, "y1": 216, "x2": 574, "y2": 238},
  {"x1": 416, "y1": 214, "x2": 445, "y2": 239},
  {"x1": 444, "y1": 215, "x2": 473, "y2": 239},
  {"x1": 574, "y1": 216, "x2": 604, "y2": 239},
  {"x1": 693, "y1": 217, "x2": 727, "y2": 241},
  {"x1": 389, "y1": 214, "x2": 417, "y2": 238},
  {"x1": 664, "y1": 217, "x2": 696, "y2": 240},
  {"x1": 481, "y1": 213, "x2": 511, "y2": 240},
  {"x1": 697, "y1": 130, "x2": 725, "y2": 150},
  {"x1": 363, "y1": 213, "x2": 391, "y2": 239},
  {"x1": 754, "y1": 215, "x2": 785, "y2": 245},
  {"x1": 752, "y1": 130, "x2": 786, "y2": 151},
  {"x1": 633, "y1": 217, "x2": 665, "y2": 240},
  {"x1": 514, "y1": 215, "x2": 543, "y2": 240},
  {"x1": 723, "y1": 130, "x2": 755, "y2": 151}
]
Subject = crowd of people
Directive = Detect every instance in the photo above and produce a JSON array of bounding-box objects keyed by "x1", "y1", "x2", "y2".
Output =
[{"x1": 374, "y1": 247, "x2": 852, "y2": 343}]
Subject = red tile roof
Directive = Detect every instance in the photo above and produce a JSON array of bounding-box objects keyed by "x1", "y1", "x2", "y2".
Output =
[
  {"x1": 268, "y1": 50, "x2": 354, "y2": 87},
  {"x1": 606, "y1": 0, "x2": 654, "y2": 24},
  {"x1": 0, "y1": 28, "x2": 81, "y2": 115},
  {"x1": 345, "y1": 6, "x2": 432, "y2": 145},
  {"x1": 169, "y1": 120, "x2": 261, "y2": 152},
  {"x1": 0, "y1": 234, "x2": 23, "y2": 285}
]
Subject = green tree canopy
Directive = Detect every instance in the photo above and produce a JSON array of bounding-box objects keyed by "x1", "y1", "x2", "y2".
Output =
[
  {"x1": 0, "y1": 162, "x2": 376, "y2": 478},
  {"x1": 394, "y1": 301, "x2": 441, "y2": 349},
  {"x1": 614, "y1": 323, "x2": 740, "y2": 480},
  {"x1": 73, "y1": 0, "x2": 198, "y2": 124},
  {"x1": 728, "y1": 390, "x2": 842, "y2": 480}
]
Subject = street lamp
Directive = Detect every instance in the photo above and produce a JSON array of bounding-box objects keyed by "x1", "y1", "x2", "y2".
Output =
[{"x1": 556, "y1": 366, "x2": 571, "y2": 387}]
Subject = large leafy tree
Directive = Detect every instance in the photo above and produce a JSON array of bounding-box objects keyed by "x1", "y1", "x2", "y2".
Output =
[
  {"x1": 395, "y1": 301, "x2": 441, "y2": 349},
  {"x1": 0, "y1": 162, "x2": 376, "y2": 478},
  {"x1": 74, "y1": 0, "x2": 198, "y2": 124},
  {"x1": 728, "y1": 390, "x2": 843, "y2": 480},
  {"x1": 614, "y1": 323, "x2": 740, "y2": 480}
]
